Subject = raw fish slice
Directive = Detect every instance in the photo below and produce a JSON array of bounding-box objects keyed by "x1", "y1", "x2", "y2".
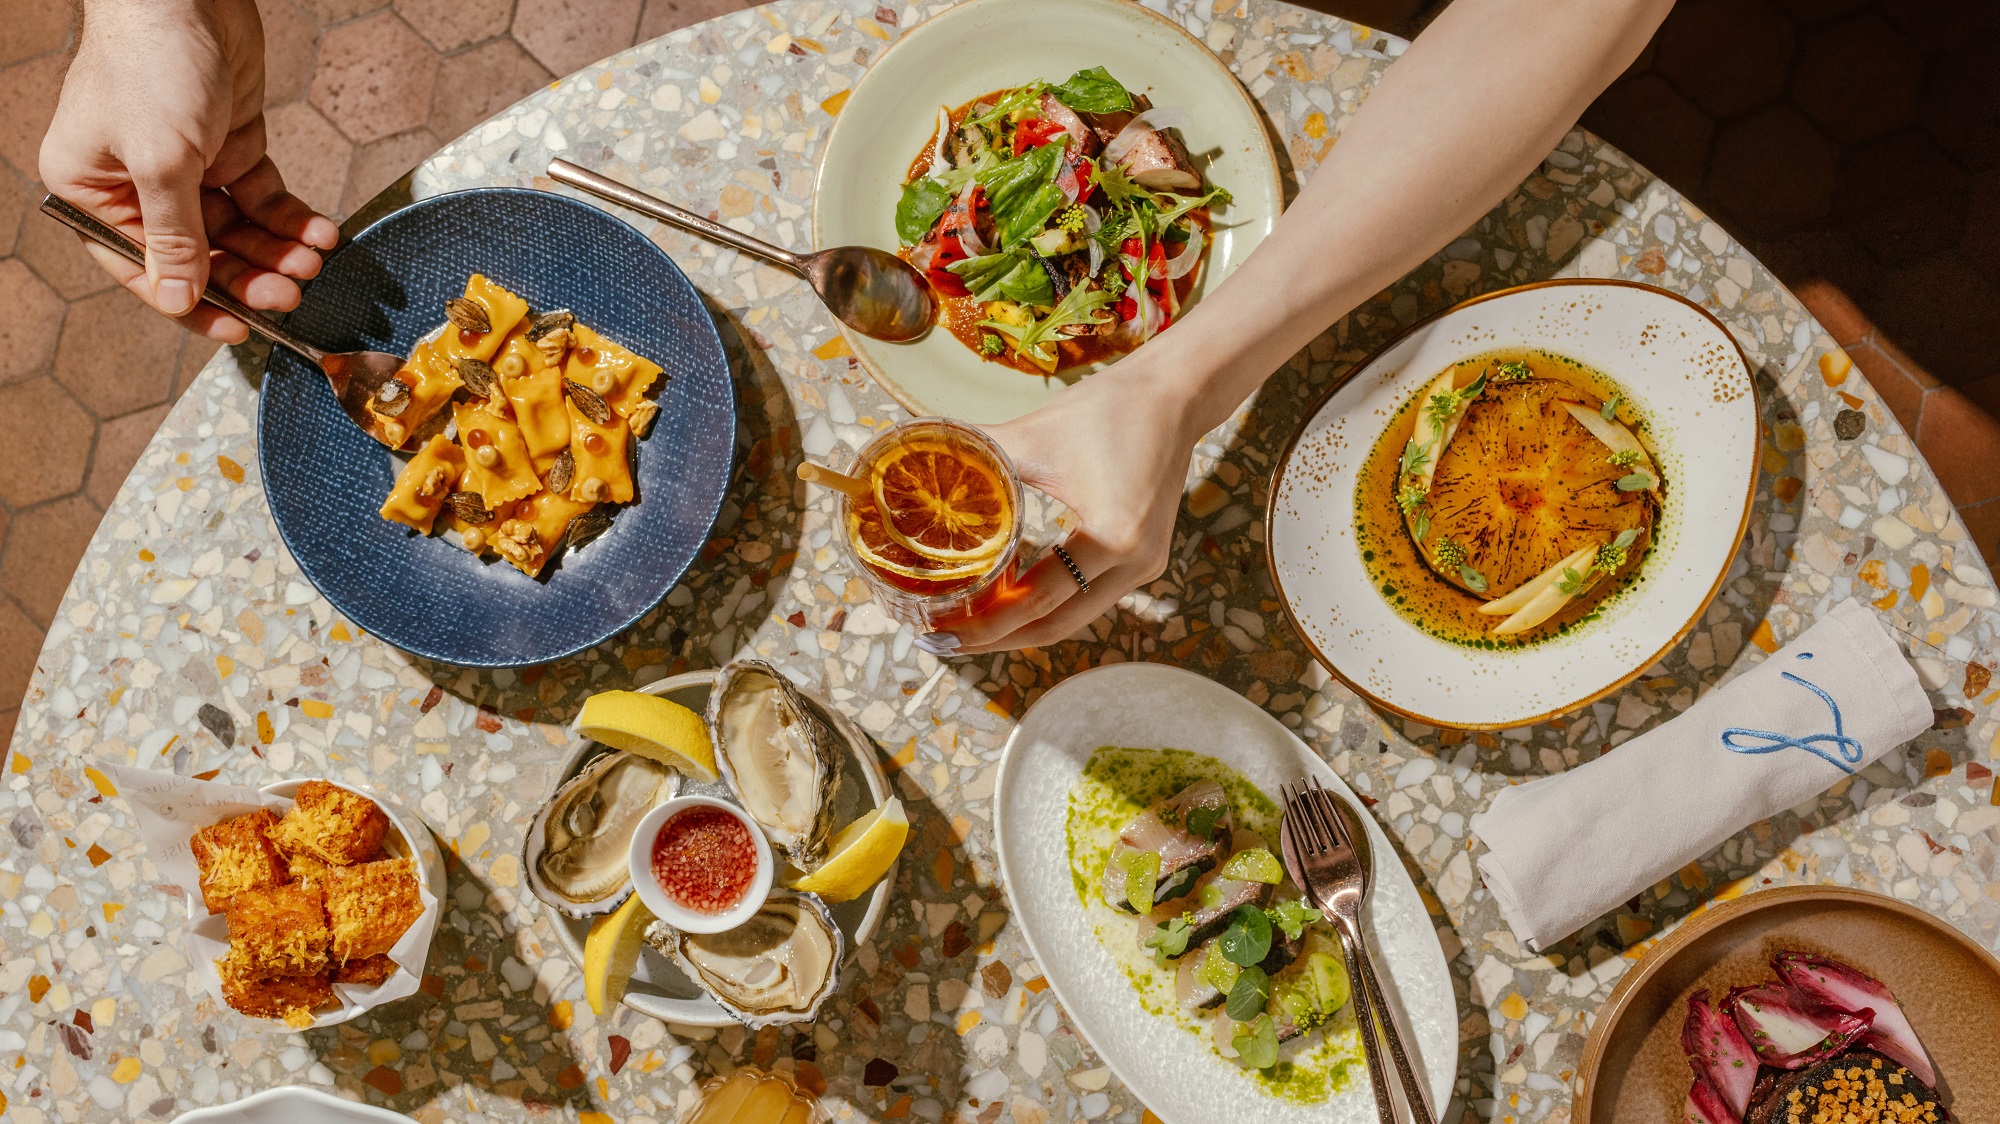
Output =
[
  {"x1": 1771, "y1": 951, "x2": 1937, "y2": 1087},
  {"x1": 1100, "y1": 780, "x2": 1232, "y2": 912},
  {"x1": 1173, "y1": 930, "x2": 1303, "y2": 1011},
  {"x1": 1681, "y1": 988, "x2": 1759, "y2": 1117},
  {"x1": 1148, "y1": 861, "x2": 1268, "y2": 944},
  {"x1": 1723, "y1": 982, "x2": 1869, "y2": 1070}
]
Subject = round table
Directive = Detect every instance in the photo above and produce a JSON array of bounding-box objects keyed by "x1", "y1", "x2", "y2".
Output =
[{"x1": 10, "y1": 1, "x2": 2000, "y2": 1121}]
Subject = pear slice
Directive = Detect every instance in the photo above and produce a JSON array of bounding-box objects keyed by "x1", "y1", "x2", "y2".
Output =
[
  {"x1": 1560, "y1": 402, "x2": 1659, "y2": 492},
  {"x1": 1477, "y1": 543, "x2": 1602, "y2": 616},
  {"x1": 1407, "y1": 364, "x2": 1480, "y2": 495},
  {"x1": 1491, "y1": 544, "x2": 1602, "y2": 636}
]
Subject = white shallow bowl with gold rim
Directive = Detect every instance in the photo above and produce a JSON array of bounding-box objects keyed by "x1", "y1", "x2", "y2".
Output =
[
  {"x1": 1267, "y1": 280, "x2": 1758, "y2": 731},
  {"x1": 542, "y1": 669, "x2": 894, "y2": 1026},
  {"x1": 813, "y1": 0, "x2": 1282, "y2": 425}
]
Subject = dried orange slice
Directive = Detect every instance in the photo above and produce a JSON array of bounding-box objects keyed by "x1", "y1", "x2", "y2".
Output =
[
  {"x1": 848, "y1": 498, "x2": 992, "y2": 585},
  {"x1": 871, "y1": 439, "x2": 1013, "y2": 564}
]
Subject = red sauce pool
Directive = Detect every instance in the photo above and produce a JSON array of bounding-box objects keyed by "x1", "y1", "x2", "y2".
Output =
[{"x1": 651, "y1": 807, "x2": 756, "y2": 913}]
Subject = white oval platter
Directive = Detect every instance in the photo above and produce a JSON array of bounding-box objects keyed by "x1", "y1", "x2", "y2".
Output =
[{"x1": 994, "y1": 662, "x2": 1457, "y2": 1123}]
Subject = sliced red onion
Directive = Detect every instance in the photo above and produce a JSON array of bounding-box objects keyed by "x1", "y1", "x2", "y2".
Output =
[
  {"x1": 1681, "y1": 989, "x2": 1758, "y2": 1117},
  {"x1": 1105, "y1": 107, "x2": 1195, "y2": 164},
  {"x1": 953, "y1": 177, "x2": 986, "y2": 256},
  {"x1": 1079, "y1": 203, "x2": 1103, "y2": 233},
  {"x1": 1161, "y1": 229, "x2": 1205, "y2": 280},
  {"x1": 1772, "y1": 952, "x2": 1936, "y2": 1086},
  {"x1": 1087, "y1": 240, "x2": 1104, "y2": 276},
  {"x1": 927, "y1": 105, "x2": 954, "y2": 178},
  {"x1": 908, "y1": 239, "x2": 937, "y2": 273},
  {"x1": 1723, "y1": 983, "x2": 1870, "y2": 1070}
]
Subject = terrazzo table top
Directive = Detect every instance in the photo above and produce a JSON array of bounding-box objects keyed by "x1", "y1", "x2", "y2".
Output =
[{"x1": 9, "y1": 1, "x2": 2000, "y2": 1121}]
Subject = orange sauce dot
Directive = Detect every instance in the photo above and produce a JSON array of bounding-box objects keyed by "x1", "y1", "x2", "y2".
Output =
[
  {"x1": 577, "y1": 347, "x2": 598, "y2": 365},
  {"x1": 582, "y1": 433, "x2": 607, "y2": 455},
  {"x1": 457, "y1": 327, "x2": 485, "y2": 347},
  {"x1": 465, "y1": 429, "x2": 491, "y2": 448}
]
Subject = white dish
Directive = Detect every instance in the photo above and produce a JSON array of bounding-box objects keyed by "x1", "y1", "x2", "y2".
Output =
[
  {"x1": 994, "y1": 663, "x2": 1457, "y2": 1123},
  {"x1": 626, "y1": 796, "x2": 774, "y2": 932},
  {"x1": 181, "y1": 778, "x2": 446, "y2": 1031},
  {"x1": 1267, "y1": 280, "x2": 1758, "y2": 730},
  {"x1": 171, "y1": 1085, "x2": 412, "y2": 1122},
  {"x1": 813, "y1": 0, "x2": 1281, "y2": 424},
  {"x1": 542, "y1": 669, "x2": 893, "y2": 1026}
]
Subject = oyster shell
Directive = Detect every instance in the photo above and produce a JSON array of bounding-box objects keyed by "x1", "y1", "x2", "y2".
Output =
[
  {"x1": 524, "y1": 751, "x2": 677, "y2": 917},
  {"x1": 707, "y1": 661, "x2": 842, "y2": 870},
  {"x1": 648, "y1": 890, "x2": 843, "y2": 1027}
]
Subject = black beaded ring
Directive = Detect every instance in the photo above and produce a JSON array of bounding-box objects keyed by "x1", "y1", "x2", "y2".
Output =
[{"x1": 1051, "y1": 544, "x2": 1090, "y2": 594}]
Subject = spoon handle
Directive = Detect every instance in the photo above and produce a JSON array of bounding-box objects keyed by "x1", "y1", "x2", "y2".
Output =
[
  {"x1": 1353, "y1": 933, "x2": 1437, "y2": 1123},
  {"x1": 39, "y1": 194, "x2": 329, "y2": 364},
  {"x1": 547, "y1": 159, "x2": 808, "y2": 275}
]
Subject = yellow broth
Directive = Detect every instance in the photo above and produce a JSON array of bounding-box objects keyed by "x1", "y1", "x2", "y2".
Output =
[{"x1": 1352, "y1": 349, "x2": 1659, "y2": 649}]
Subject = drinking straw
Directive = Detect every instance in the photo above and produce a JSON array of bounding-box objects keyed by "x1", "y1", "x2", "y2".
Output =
[{"x1": 796, "y1": 461, "x2": 871, "y2": 498}]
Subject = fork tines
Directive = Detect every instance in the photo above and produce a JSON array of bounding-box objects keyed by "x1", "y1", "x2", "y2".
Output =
[{"x1": 1280, "y1": 782, "x2": 1331, "y2": 853}]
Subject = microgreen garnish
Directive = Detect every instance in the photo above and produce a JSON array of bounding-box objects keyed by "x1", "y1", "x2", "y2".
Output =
[
  {"x1": 1593, "y1": 528, "x2": 1642, "y2": 574},
  {"x1": 1232, "y1": 1014, "x2": 1280, "y2": 1070},
  {"x1": 1607, "y1": 448, "x2": 1641, "y2": 468},
  {"x1": 1491, "y1": 360, "x2": 1532, "y2": 382},
  {"x1": 1217, "y1": 905, "x2": 1272, "y2": 967},
  {"x1": 1265, "y1": 898, "x2": 1322, "y2": 941},
  {"x1": 1615, "y1": 471, "x2": 1653, "y2": 492},
  {"x1": 1225, "y1": 965, "x2": 1271, "y2": 1021},
  {"x1": 1184, "y1": 804, "x2": 1224, "y2": 840},
  {"x1": 1555, "y1": 566, "x2": 1592, "y2": 597},
  {"x1": 1431, "y1": 538, "x2": 1468, "y2": 570},
  {"x1": 1396, "y1": 484, "x2": 1427, "y2": 514},
  {"x1": 1399, "y1": 438, "x2": 1432, "y2": 478},
  {"x1": 1056, "y1": 204, "x2": 1088, "y2": 234},
  {"x1": 1601, "y1": 393, "x2": 1623, "y2": 421},
  {"x1": 1142, "y1": 915, "x2": 1193, "y2": 963},
  {"x1": 978, "y1": 333, "x2": 1004, "y2": 356},
  {"x1": 1459, "y1": 564, "x2": 1489, "y2": 592}
]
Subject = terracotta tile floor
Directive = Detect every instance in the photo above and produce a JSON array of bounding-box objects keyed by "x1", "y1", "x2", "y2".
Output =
[{"x1": 0, "y1": 0, "x2": 1994, "y2": 748}]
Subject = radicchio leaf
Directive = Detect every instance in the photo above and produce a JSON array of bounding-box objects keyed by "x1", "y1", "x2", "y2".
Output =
[
  {"x1": 1772, "y1": 951, "x2": 1936, "y2": 1087},
  {"x1": 1683, "y1": 1074, "x2": 1736, "y2": 1124},
  {"x1": 1681, "y1": 988, "x2": 1759, "y2": 1117},
  {"x1": 1723, "y1": 982, "x2": 1870, "y2": 1070}
]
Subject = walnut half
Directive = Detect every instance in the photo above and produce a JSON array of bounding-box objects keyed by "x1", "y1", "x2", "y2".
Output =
[{"x1": 493, "y1": 520, "x2": 539, "y2": 565}]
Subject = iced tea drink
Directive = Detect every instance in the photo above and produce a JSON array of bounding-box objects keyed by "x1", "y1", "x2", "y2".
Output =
[{"x1": 835, "y1": 418, "x2": 1024, "y2": 630}]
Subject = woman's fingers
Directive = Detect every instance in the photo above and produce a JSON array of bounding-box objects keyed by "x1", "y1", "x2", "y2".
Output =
[
  {"x1": 126, "y1": 143, "x2": 213, "y2": 315},
  {"x1": 966, "y1": 565, "x2": 1134, "y2": 653},
  {"x1": 940, "y1": 536, "x2": 1110, "y2": 654}
]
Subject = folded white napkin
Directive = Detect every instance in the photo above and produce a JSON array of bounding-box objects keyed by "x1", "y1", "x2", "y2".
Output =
[{"x1": 1471, "y1": 597, "x2": 1930, "y2": 952}]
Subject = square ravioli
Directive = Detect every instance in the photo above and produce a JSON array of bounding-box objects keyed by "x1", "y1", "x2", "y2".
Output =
[
  {"x1": 494, "y1": 489, "x2": 598, "y2": 576},
  {"x1": 380, "y1": 435, "x2": 466, "y2": 533},
  {"x1": 435, "y1": 274, "x2": 528, "y2": 365},
  {"x1": 454, "y1": 400, "x2": 542, "y2": 507},
  {"x1": 563, "y1": 323, "x2": 663, "y2": 421},
  {"x1": 565, "y1": 397, "x2": 633, "y2": 504}
]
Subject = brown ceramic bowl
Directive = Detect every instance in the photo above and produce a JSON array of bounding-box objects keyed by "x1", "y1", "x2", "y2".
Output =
[{"x1": 1574, "y1": 885, "x2": 2000, "y2": 1122}]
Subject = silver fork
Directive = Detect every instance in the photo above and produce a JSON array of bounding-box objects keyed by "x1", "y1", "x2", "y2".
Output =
[{"x1": 1280, "y1": 778, "x2": 1437, "y2": 1124}]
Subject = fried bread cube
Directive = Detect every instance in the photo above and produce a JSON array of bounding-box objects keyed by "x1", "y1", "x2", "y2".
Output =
[
  {"x1": 332, "y1": 953, "x2": 398, "y2": 987},
  {"x1": 287, "y1": 851, "x2": 330, "y2": 886},
  {"x1": 323, "y1": 858, "x2": 424, "y2": 962},
  {"x1": 270, "y1": 780, "x2": 390, "y2": 866},
  {"x1": 191, "y1": 809, "x2": 290, "y2": 914},
  {"x1": 218, "y1": 960, "x2": 336, "y2": 1024},
  {"x1": 223, "y1": 882, "x2": 331, "y2": 979}
]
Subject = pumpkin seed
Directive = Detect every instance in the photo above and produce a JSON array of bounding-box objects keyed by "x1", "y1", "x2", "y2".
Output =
[
  {"x1": 444, "y1": 297, "x2": 492, "y2": 333},
  {"x1": 566, "y1": 508, "x2": 614, "y2": 550},
  {"x1": 545, "y1": 448, "x2": 574, "y2": 495},
  {"x1": 564, "y1": 379, "x2": 612, "y2": 425},
  {"x1": 373, "y1": 379, "x2": 411, "y2": 417},
  {"x1": 448, "y1": 492, "x2": 494, "y2": 524},
  {"x1": 454, "y1": 357, "x2": 499, "y2": 398},
  {"x1": 525, "y1": 309, "x2": 575, "y2": 341}
]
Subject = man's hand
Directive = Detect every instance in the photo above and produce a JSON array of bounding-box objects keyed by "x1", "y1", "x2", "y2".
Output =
[{"x1": 39, "y1": 0, "x2": 339, "y2": 342}]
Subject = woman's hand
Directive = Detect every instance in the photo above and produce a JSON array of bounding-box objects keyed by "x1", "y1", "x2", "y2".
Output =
[
  {"x1": 929, "y1": 353, "x2": 1206, "y2": 655},
  {"x1": 39, "y1": 0, "x2": 339, "y2": 343}
]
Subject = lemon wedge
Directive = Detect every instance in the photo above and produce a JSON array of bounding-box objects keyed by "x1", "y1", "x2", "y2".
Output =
[
  {"x1": 788, "y1": 797, "x2": 909, "y2": 903},
  {"x1": 577, "y1": 691, "x2": 718, "y2": 782},
  {"x1": 583, "y1": 893, "x2": 653, "y2": 1016}
]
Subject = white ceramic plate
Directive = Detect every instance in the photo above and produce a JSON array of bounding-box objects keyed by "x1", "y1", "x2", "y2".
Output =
[
  {"x1": 994, "y1": 663, "x2": 1457, "y2": 1123},
  {"x1": 813, "y1": 0, "x2": 1282, "y2": 424},
  {"x1": 171, "y1": 1086, "x2": 412, "y2": 1123},
  {"x1": 542, "y1": 670, "x2": 894, "y2": 1026},
  {"x1": 1268, "y1": 280, "x2": 1757, "y2": 730}
]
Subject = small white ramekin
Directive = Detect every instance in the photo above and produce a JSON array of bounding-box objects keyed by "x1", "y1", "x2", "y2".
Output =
[{"x1": 626, "y1": 795, "x2": 772, "y2": 933}]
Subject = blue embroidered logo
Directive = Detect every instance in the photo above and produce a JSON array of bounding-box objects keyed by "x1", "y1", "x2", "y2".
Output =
[{"x1": 1720, "y1": 652, "x2": 1866, "y2": 774}]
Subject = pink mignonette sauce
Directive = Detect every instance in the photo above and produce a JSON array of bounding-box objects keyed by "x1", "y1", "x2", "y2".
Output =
[{"x1": 650, "y1": 806, "x2": 757, "y2": 914}]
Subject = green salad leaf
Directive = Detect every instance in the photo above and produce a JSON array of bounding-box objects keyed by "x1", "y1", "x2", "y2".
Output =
[
  {"x1": 1265, "y1": 898, "x2": 1322, "y2": 941},
  {"x1": 1217, "y1": 904, "x2": 1273, "y2": 967},
  {"x1": 981, "y1": 283, "x2": 1115, "y2": 364},
  {"x1": 1142, "y1": 915, "x2": 1193, "y2": 963},
  {"x1": 1231, "y1": 1014, "x2": 1280, "y2": 1070},
  {"x1": 1224, "y1": 965, "x2": 1271, "y2": 1021},
  {"x1": 963, "y1": 82, "x2": 1047, "y2": 130},
  {"x1": 947, "y1": 249, "x2": 1054, "y2": 306},
  {"x1": 1051, "y1": 66, "x2": 1132, "y2": 113},
  {"x1": 1092, "y1": 157, "x2": 1152, "y2": 210},
  {"x1": 895, "y1": 178, "x2": 954, "y2": 246},
  {"x1": 1184, "y1": 803, "x2": 1224, "y2": 839},
  {"x1": 981, "y1": 140, "x2": 1070, "y2": 248}
]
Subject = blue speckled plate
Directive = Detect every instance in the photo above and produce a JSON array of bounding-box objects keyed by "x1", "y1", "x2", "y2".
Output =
[{"x1": 259, "y1": 188, "x2": 735, "y2": 668}]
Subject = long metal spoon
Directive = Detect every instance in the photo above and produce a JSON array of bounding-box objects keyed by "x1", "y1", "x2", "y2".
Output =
[
  {"x1": 547, "y1": 159, "x2": 936, "y2": 342},
  {"x1": 40, "y1": 195, "x2": 410, "y2": 449}
]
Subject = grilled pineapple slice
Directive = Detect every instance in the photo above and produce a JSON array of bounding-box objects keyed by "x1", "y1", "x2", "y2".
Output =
[{"x1": 1408, "y1": 378, "x2": 1655, "y2": 600}]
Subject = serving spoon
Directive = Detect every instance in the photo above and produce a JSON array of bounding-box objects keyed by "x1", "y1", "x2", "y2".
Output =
[
  {"x1": 40, "y1": 194, "x2": 410, "y2": 449},
  {"x1": 546, "y1": 159, "x2": 936, "y2": 342}
]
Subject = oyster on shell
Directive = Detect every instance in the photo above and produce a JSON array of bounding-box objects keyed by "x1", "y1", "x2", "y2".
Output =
[
  {"x1": 648, "y1": 890, "x2": 843, "y2": 1027},
  {"x1": 707, "y1": 661, "x2": 843, "y2": 870},
  {"x1": 524, "y1": 751, "x2": 677, "y2": 917}
]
